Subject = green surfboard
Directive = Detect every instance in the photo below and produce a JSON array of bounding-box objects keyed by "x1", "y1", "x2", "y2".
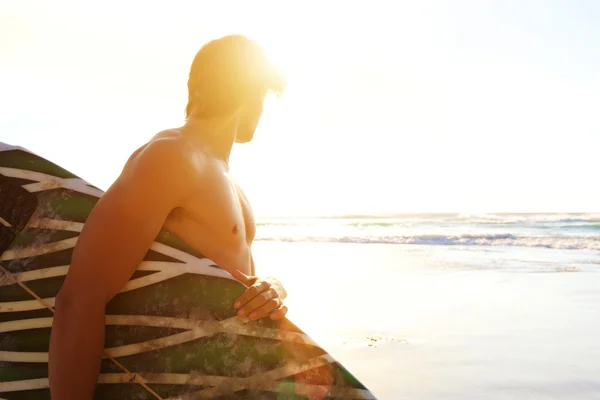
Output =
[{"x1": 0, "y1": 143, "x2": 376, "y2": 399}]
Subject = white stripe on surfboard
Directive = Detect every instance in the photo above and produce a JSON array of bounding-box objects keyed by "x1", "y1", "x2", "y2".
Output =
[
  {"x1": 0, "y1": 316, "x2": 320, "y2": 363},
  {"x1": 103, "y1": 317, "x2": 251, "y2": 359},
  {"x1": 0, "y1": 264, "x2": 232, "y2": 312},
  {"x1": 0, "y1": 272, "x2": 193, "y2": 312},
  {"x1": 0, "y1": 216, "x2": 12, "y2": 229},
  {"x1": 0, "y1": 265, "x2": 69, "y2": 287},
  {"x1": 0, "y1": 317, "x2": 54, "y2": 333},
  {"x1": 0, "y1": 260, "x2": 229, "y2": 288},
  {"x1": 1, "y1": 227, "x2": 228, "y2": 278},
  {"x1": 184, "y1": 356, "x2": 336, "y2": 399},
  {"x1": 0, "y1": 317, "x2": 247, "y2": 363},
  {"x1": 0, "y1": 167, "x2": 102, "y2": 197},
  {"x1": 137, "y1": 260, "x2": 228, "y2": 278},
  {"x1": 0, "y1": 268, "x2": 203, "y2": 312},
  {"x1": 105, "y1": 316, "x2": 318, "y2": 348},
  {"x1": 119, "y1": 270, "x2": 186, "y2": 292},
  {"x1": 154, "y1": 371, "x2": 376, "y2": 400},
  {"x1": 24, "y1": 218, "x2": 227, "y2": 270},
  {"x1": 0, "y1": 377, "x2": 48, "y2": 392},
  {"x1": 0, "y1": 371, "x2": 376, "y2": 399},
  {"x1": 26, "y1": 218, "x2": 84, "y2": 232},
  {"x1": 175, "y1": 354, "x2": 355, "y2": 399},
  {"x1": 0, "y1": 297, "x2": 56, "y2": 313},
  {"x1": 119, "y1": 261, "x2": 234, "y2": 291},
  {"x1": 23, "y1": 179, "x2": 102, "y2": 197},
  {"x1": 148, "y1": 241, "x2": 220, "y2": 269},
  {"x1": 0, "y1": 315, "x2": 318, "y2": 348},
  {"x1": 0, "y1": 315, "x2": 205, "y2": 333},
  {"x1": 0, "y1": 237, "x2": 78, "y2": 261},
  {"x1": 0, "y1": 351, "x2": 47, "y2": 363}
]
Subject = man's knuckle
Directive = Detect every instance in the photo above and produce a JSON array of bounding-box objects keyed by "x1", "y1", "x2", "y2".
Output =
[{"x1": 259, "y1": 291, "x2": 270, "y2": 300}]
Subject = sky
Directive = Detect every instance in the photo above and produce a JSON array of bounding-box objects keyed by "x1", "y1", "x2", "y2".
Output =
[{"x1": 1, "y1": 0, "x2": 599, "y2": 217}]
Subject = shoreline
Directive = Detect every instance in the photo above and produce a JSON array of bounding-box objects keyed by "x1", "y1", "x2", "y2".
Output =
[{"x1": 252, "y1": 241, "x2": 600, "y2": 399}]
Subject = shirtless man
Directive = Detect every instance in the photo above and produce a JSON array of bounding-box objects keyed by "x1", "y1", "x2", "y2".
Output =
[{"x1": 48, "y1": 35, "x2": 288, "y2": 400}]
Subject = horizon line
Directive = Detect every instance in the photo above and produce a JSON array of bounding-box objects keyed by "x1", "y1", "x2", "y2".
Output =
[{"x1": 255, "y1": 211, "x2": 600, "y2": 219}]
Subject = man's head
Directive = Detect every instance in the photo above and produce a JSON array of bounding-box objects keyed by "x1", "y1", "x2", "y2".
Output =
[{"x1": 186, "y1": 35, "x2": 285, "y2": 143}]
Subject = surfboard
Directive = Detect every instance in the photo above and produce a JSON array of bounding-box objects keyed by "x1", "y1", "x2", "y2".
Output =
[{"x1": 0, "y1": 143, "x2": 376, "y2": 400}]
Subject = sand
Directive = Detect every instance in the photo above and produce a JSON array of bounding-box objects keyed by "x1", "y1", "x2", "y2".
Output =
[{"x1": 252, "y1": 241, "x2": 600, "y2": 399}]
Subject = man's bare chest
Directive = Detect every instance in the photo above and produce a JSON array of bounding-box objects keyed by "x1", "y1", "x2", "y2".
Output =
[
  {"x1": 164, "y1": 176, "x2": 255, "y2": 247},
  {"x1": 234, "y1": 183, "x2": 256, "y2": 243}
]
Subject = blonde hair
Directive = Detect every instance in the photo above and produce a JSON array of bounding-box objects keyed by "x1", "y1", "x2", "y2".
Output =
[{"x1": 185, "y1": 35, "x2": 285, "y2": 119}]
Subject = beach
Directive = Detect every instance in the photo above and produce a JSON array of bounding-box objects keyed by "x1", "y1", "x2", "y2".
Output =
[{"x1": 251, "y1": 215, "x2": 600, "y2": 399}]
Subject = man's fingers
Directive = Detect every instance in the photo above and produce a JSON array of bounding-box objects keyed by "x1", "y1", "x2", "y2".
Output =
[
  {"x1": 238, "y1": 287, "x2": 277, "y2": 318},
  {"x1": 247, "y1": 297, "x2": 282, "y2": 321},
  {"x1": 231, "y1": 270, "x2": 255, "y2": 286},
  {"x1": 269, "y1": 305, "x2": 288, "y2": 320},
  {"x1": 231, "y1": 269, "x2": 247, "y2": 282},
  {"x1": 234, "y1": 280, "x2": 270, "y2": 310},
  {"x1": 231, "y1": 275, "x2": 288, "y2": 321}
]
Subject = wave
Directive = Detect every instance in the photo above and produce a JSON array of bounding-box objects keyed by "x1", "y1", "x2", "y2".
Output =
[
  {"x1": 456, "y1": 215, "x2": 600, "y2": 225},
  {"x1": 255, "y1": 233, "x2": 600, "y2": 251},
  {"x1": 539, "y1": 223, "x2": 600, "y2": 231},
  {"x1": 257, "y1": 214, "x2": 600, "y2": 228}
]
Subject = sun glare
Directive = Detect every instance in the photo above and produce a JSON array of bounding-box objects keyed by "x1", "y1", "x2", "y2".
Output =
[{"x1": 2, "y1": 1, "x2": 598, "y2": 216}]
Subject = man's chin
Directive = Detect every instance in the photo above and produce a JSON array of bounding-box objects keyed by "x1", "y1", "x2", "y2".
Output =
[{"x1": 235, "y1": 135, "x2": 254, "y2": 144}]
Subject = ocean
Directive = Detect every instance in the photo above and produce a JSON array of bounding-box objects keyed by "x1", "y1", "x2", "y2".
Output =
[
  {"x1": 256, "y1": 213, "x2": 600, "y2": 272},
  {"x1": 251, "y1": 213, "x2": 600, "y2": 399}
]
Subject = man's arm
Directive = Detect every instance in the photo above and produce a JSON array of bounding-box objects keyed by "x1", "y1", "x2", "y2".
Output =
[{"x1": 49, "y1": 139, "x2": 193, "y2": 400}]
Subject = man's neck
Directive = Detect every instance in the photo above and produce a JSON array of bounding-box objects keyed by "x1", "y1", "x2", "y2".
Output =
[{"x1": 183, "y1": 114, "x2": 238, "y2": 164}]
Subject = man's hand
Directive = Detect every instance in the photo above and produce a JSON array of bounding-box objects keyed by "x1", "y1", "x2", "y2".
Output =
[{"x1": 232, "y1": 270, "x2": 288, "y2": 321}]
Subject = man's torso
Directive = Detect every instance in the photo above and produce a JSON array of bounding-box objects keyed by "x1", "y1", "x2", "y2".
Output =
[{"x1": 131, "y1": 130, "x2": 256, "y2": 275}]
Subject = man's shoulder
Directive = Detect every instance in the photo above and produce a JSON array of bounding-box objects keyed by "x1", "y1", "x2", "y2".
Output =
[
  {"x1": 127, "y1": 131, "x2": 194, "y2": 172},
  {"x1": 115, "y1": 132, "x2": 198, "y2": 190}
]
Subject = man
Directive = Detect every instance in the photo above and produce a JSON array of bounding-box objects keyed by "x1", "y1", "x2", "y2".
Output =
[{"x1": 49, "y1": 35, "x2": 289, "y2": 400}]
